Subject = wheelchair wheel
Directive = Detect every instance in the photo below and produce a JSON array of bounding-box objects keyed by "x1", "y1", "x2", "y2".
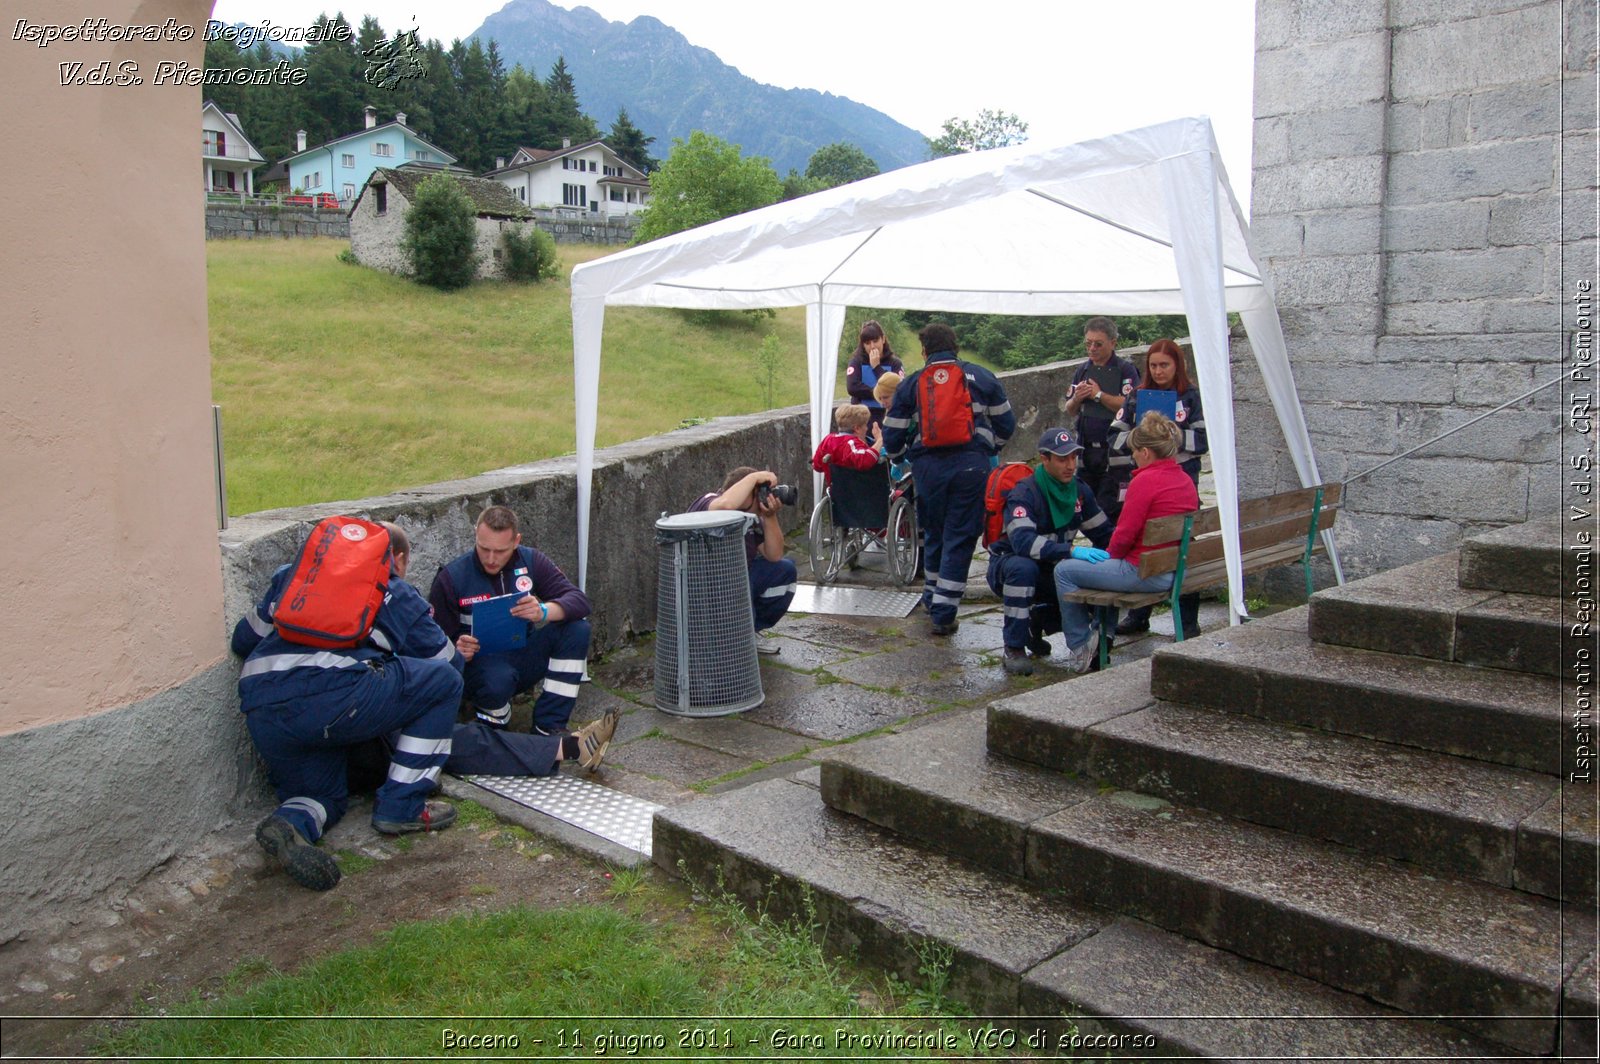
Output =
[
  {"x1": 808, "y1": 498, "x2": 842, "y2": 584},
  {"x1": 887, "y1": 494, "x2": 921, "y2": 585}
]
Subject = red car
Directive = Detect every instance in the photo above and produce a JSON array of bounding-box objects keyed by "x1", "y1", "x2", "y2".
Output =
[{"x1": 284, "y1": 192, "x2": 341, "y2": 209}]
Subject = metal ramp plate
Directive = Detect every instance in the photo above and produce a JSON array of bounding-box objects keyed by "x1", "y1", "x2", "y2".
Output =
[
  {"x1": 463, "y1": 773, "x2": 662, "y2": 856},
  {"x1": 789, "y1": 583, "x2": 923, "y2": 618}
]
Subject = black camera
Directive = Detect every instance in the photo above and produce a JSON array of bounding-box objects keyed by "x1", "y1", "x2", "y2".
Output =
[{"x1": 756, "y1": 482, "x2": 798, "y2": 507}]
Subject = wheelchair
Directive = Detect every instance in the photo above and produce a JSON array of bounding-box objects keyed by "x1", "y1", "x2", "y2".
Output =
[{"x1": 807, "y1": 463, "x2": 920, "y2": 585}]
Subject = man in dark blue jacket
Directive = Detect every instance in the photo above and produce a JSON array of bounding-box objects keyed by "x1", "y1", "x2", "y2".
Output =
[
  {"x1": 985, "y1": 429, "x2": 1113, "y2": 676},
  {"x1": 234, "y1": 521, "x2": 615, "y2": 892},
  {"x1": 429, "y1": 506, "x2": 592, "y2": 736},
  {"x1": 883, "y1": 322, "x2": 1015, "y2": 636},
  {"x1": 1063, "y1": 316, "x2": 1140, "y2": 522}
]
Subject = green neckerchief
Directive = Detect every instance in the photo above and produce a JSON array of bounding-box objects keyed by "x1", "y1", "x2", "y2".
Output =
[{"x1": 1034, "y1": 467, "x2": 1079, "y2": 529}]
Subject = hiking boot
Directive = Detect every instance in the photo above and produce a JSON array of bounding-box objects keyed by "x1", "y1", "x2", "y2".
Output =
[
  {"x1": 1026, "y1": 633, "x2": 1052, "y2": 657},
  {"x1": 255, "y1": 814, "x2": 341, "y2": 892},
  {"x1": 574, "y1": 710, "x2": 620, "y2": 772},
  {"x1": 1115, "y1": 616, "x2": 1151, "y2": 637},
  {"x1": 1002, "y1": 647, "x2": 1034, "y2": 676},
  {"x1": 930, "y1": 618, "x2": 960, "y2": 637},
  {"x1": 372, "y1": 799, "x2": 457, "y2": 836}
]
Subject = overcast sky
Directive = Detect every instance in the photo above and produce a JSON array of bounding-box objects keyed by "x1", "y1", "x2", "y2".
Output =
[{"x1": 210, "y1": 0, "x2": 1258, "y2": 201}]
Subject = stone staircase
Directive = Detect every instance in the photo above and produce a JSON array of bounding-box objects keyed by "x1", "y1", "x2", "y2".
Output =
[{"x1": 654, "y1": 514, "x2": 1596, "y2": 1058}]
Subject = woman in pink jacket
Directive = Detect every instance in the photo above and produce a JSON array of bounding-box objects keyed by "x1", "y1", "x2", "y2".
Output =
[{"x1": 1052, "y1": 411, "x2": 1198, "y2": 672}]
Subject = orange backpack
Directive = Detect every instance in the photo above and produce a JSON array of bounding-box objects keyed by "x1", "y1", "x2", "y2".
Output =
[
  {"x1": 915, "y1": 362, "x2": 974, "y2": 448},
  {"x1": 273, "y1": 516, "x2": 392, "y2": 649},
  {"x1": 982, "y1": 463, "x2": 1034, "y2": 547}
]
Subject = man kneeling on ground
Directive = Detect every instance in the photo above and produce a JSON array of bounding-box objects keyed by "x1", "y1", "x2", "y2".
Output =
[
  {"x1": 234, "y1": 520, "x2": 616, "y2": 892},
  {"x1": 429, "y1": 506, "x2": 592, "y2": 736}
]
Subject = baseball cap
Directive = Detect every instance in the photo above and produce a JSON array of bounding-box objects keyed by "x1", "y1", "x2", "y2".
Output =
[{"x1": 1038, "y1": 427, "x2": 1084, "y2": 456}]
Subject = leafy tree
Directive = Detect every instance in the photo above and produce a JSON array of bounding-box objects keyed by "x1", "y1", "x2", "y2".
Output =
[
  {"x1": 299, "y1": 15, "x2": 364, "y2": 145},
  {"x1": 403, "y1": 174, "x2": 480, "y2": 290},
  {"x1": 608, "y1": 108, "x2": 657, "y2": 173},
  {"x1": 780, "y1": 170, "x2": 826, "y2": 201},
  {"x1": 927, "y1": 109, "x2": 1029, "y2": 158},
  {"x1": 537, "y1": 56, "x2": 600, "y2": 147},
  {"x1": 500, "y1": 224, "x2": 561, "y2": 283},
  {"x1": 805, "y1": 142, "x2": 879, "y2": 187},
  {"x1": 634, "y1": 131, "x2": 781, "y2": 244}
]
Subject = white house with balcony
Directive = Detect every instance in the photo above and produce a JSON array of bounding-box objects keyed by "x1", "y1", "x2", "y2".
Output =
[
  {"x1": 282, "y1": 106, "x2": 458, "y2": 206},
  {"x1": 202, "y1": 100, "x2": 264, "y2": 195},
  {"x1": 485, "y1": 139, "x2": 650, "y2": 218}
]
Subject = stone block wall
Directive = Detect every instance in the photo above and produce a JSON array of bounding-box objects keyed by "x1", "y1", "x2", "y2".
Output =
[
  {"x1": 1246, "y1": 0, "x2": 1592, "y2": 578},
  {"x1": 205, "y1": 203, "x2": 350, "y2": 239}
]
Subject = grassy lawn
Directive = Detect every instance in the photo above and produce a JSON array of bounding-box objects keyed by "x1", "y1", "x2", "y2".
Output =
[
  {"x1": 210, "y1": 240, "x2": 961, "y2": 516},
  {"x1": 95, "y1": 867, "x2": 1016, "y2": 1059}
]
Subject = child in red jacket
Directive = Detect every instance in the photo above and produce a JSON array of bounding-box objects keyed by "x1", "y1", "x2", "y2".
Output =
[{"x1": 812, "y1": 403, "x2": 884, "y2": 484}]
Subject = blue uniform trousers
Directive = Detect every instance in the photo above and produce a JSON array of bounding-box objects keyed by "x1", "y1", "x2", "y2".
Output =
[
  {"x1": 912, "y1": 451, "x2": 989, "y2": 626},
  {"x1": 446, "y1": 722, "x2": 560, "y2": 776},
  {"x1": 749, "y1": 556, "x2": 798, "y2": 631},
  {"x1": 986, "y1": 553, "x2": 1062, "y2": 651},
  {"x1": 245, "y1": 655, "x2": 460, "y2": 842},
  {"x1": 465, "y1": 618, "x2": 591, "y2": 734}
]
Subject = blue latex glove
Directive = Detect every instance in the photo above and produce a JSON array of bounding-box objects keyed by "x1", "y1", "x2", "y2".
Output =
[{"x1": 1071, "y1": 546, "x2": 1110, "y2": 563}]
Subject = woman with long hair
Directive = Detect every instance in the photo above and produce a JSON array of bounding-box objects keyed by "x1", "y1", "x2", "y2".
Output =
[
  {"x1": 1106, "y1": 339, "x2": 1207, "y2": 637},
  {"x1": 845, "y1": 319, "x2": 904, "y2": 428}
]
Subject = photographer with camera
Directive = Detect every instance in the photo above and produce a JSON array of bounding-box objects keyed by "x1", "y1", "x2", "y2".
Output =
[{"x1": 689, "y1": 467, "x2": 799, "y2": 653}]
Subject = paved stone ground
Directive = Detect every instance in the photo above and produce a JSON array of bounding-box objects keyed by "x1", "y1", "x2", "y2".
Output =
[{"x1": 489, "y1": 526, "x2": 1235, "y2": 866}]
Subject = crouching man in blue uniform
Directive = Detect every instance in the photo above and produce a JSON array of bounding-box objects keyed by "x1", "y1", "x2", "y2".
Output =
[
  {"x1": 235, "y1": 521, "x2": 617, "y2": 893},
  {"x1": 429, "y1": 506, "x2": 592, "y2": 736},
  {"x1": 986, "y1": 428, "x2": 1113, "y2": 676},
  {"x1": 883, "y1": 322, "x2": 1016, "y2": 636},
  {"x1": 690, "y1": 467, "x2": 798, "y2": 652}
]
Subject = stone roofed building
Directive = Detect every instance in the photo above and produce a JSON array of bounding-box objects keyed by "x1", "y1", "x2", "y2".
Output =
[
  {"x1": 349, "y1": 167, "x2": 537, "y2": 281},
  {"x1": 1240, "y1": 0, "x2": 1593, "y2": 583}
]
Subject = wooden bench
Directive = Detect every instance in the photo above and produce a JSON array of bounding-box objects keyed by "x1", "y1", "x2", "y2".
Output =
[{"x1": 1060, "y1": 483, "x2": 1343, "y2": 668}]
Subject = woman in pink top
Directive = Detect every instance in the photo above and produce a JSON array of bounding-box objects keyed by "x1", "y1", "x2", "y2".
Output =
[{"x1": 1052, "y1": 411, "x2": 1199, "y2": 672}]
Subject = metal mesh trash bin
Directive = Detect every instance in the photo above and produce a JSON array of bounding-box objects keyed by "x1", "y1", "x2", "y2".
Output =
[{"x1": 654, "y1": 510, "x2": 764, "y2": 716}]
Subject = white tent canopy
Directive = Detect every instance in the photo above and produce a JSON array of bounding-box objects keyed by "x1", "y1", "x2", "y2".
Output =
[{"x1": 570, "y1": 116, "x2": 1341, "y2": 624}]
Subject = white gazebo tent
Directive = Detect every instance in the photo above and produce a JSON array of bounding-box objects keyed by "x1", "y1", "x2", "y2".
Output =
[{"x1": 570, "y1": 117, "x2": 1341, "y2": 625}]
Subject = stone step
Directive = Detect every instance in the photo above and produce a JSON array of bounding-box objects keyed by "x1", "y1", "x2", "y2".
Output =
[
  {"x1": 983, "y1": 673, "x2": 1590, "y2": 904},
  {"x1": 814, "y1": 714, "x2": 1588, "y2": 1054},
  {"x1": 1308, "y1": 552, "x2": 1564, "y2": 677},
  {"x1": 1458, "y1": 512, "x2": 1565, "y2": 597},
  {"x1": 652, "y1": 772, "x2": 1518, "y2": 1058},
  {"x1": 1149, "y1": 612, "x2": 1567, "y2": 774}
]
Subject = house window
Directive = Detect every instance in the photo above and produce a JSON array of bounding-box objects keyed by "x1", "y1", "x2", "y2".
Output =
[
  {"x1": 410, "y1": 149, "x2": 431, "y2": 161},
  {"x1": 517, "y1": 187, "x2": 526, "y2": 201},
  {"x1": 306, "y1": 172, "x2": 322, "y2": 189},
  {"x1": 609, "y1": 188, "x2": 623, "y2": 202},
  {"x1": 588, "y1": 160, "x2": 597, "y2": 172},
  {"x1": 341, "y1": 153, "x2": 355, "y2": 168},
  {"x1": 342, "y1": 183, "x2": 355, "y2": 201},
  {"x1": 203, "y1": 130, "x2": 224, "y2": 155},
  {"x1": 212, "y1": 170, "x2": 236, "y2": 190},
  {"x1": 562, "y1": 158, "x2": 571, "y2": 170},
  {"x1": 562, "y1": 183, "x2": 586, "y2": 208},
  {"x1": 373, "y1": 143, "x2": 393, "y2": 157},
  {"x1": 375, "y1": 185, "x2": 387, "y2": 214}
]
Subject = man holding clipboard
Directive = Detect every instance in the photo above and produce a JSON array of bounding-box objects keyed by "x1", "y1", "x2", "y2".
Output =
[
  {"x1": 429, "y1": 506, "x2": 593, "y2": 735},
  {"x1": 1063, "y1": 317, "x2": 1140, "y2": 523}
]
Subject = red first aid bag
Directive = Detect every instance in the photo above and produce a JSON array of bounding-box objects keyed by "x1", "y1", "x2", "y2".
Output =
[
  {"x1": 916, "y1": 362, "x2": 974, "y2": 448},
  {"x1": 273, "y1": 516, "x2": 391, "y2": 648},
  {"x1": 982, "y1": 462, "x2": 1034, "y2": 547}
]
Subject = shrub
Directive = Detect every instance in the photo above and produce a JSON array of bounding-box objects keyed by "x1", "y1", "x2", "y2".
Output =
[
  {"x1": 501, "y1": 224, "x2": 560, "y2": 283},
  {"x1": 402, "y1": 174, "x2": 479, "y2": 291}
]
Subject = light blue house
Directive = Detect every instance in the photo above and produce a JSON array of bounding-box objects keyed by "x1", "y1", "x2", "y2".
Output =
[{"x1": 282, "y1": 106, "x2": 458, "y2": 206}]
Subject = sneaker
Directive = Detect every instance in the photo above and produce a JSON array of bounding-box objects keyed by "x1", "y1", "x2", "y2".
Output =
[
  {"x1": 372, "y1": 799, "x2": 457, "y2": 836},
  {"x1": 255, "y1": 814, "x2": 341, "y2": 892},
  {"x1": 573, "y1": 710, "x2": 620, "y2": 772},
  {"x1": 1115, "y1": 616, "x2": 1151, "y2": 637},
  {"x1": 930, "y1": 618, "x2": 960, "y2": 636},
  {"x1": 1026, "y1": 633, "x2": 1052, "y2": 658},
  {"x1": 1066, "y1": 623, "x2": 1100, "y2": 674},
  {"x1": 756, "y1": 631, "x2": 782, "y2": 656},
  {"x1": 1002, "y1": 647, "x2": 1034, "y2": 676}
]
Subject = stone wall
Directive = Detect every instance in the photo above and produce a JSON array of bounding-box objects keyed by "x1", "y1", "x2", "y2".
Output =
[
  {"x1": 1245, "y1": 0, "x2": 1593, "y2": 579},
  {"x1": 0, "y1": 356, "x2": 1076, "y2": 942},
  {"x1": 205, "y1": 203, "x2": 350, "y2": 239}
]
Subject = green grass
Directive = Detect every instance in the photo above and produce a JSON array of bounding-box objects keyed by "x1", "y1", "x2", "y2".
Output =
[
  {"x1": 208, "y1": 239, "x2": 1002, "y2": 515},
  {"x1": 95, "y1": 878, "x2": 1004, "y2": 1059}
]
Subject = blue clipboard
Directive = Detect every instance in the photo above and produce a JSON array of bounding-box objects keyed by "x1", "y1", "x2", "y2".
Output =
[
  {"x1": 471, "y1": 593, "x2": 529, "y2": 655},
  {"x1": 1136, "y1": 389, "x2": 1178, "y2": 423}
]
